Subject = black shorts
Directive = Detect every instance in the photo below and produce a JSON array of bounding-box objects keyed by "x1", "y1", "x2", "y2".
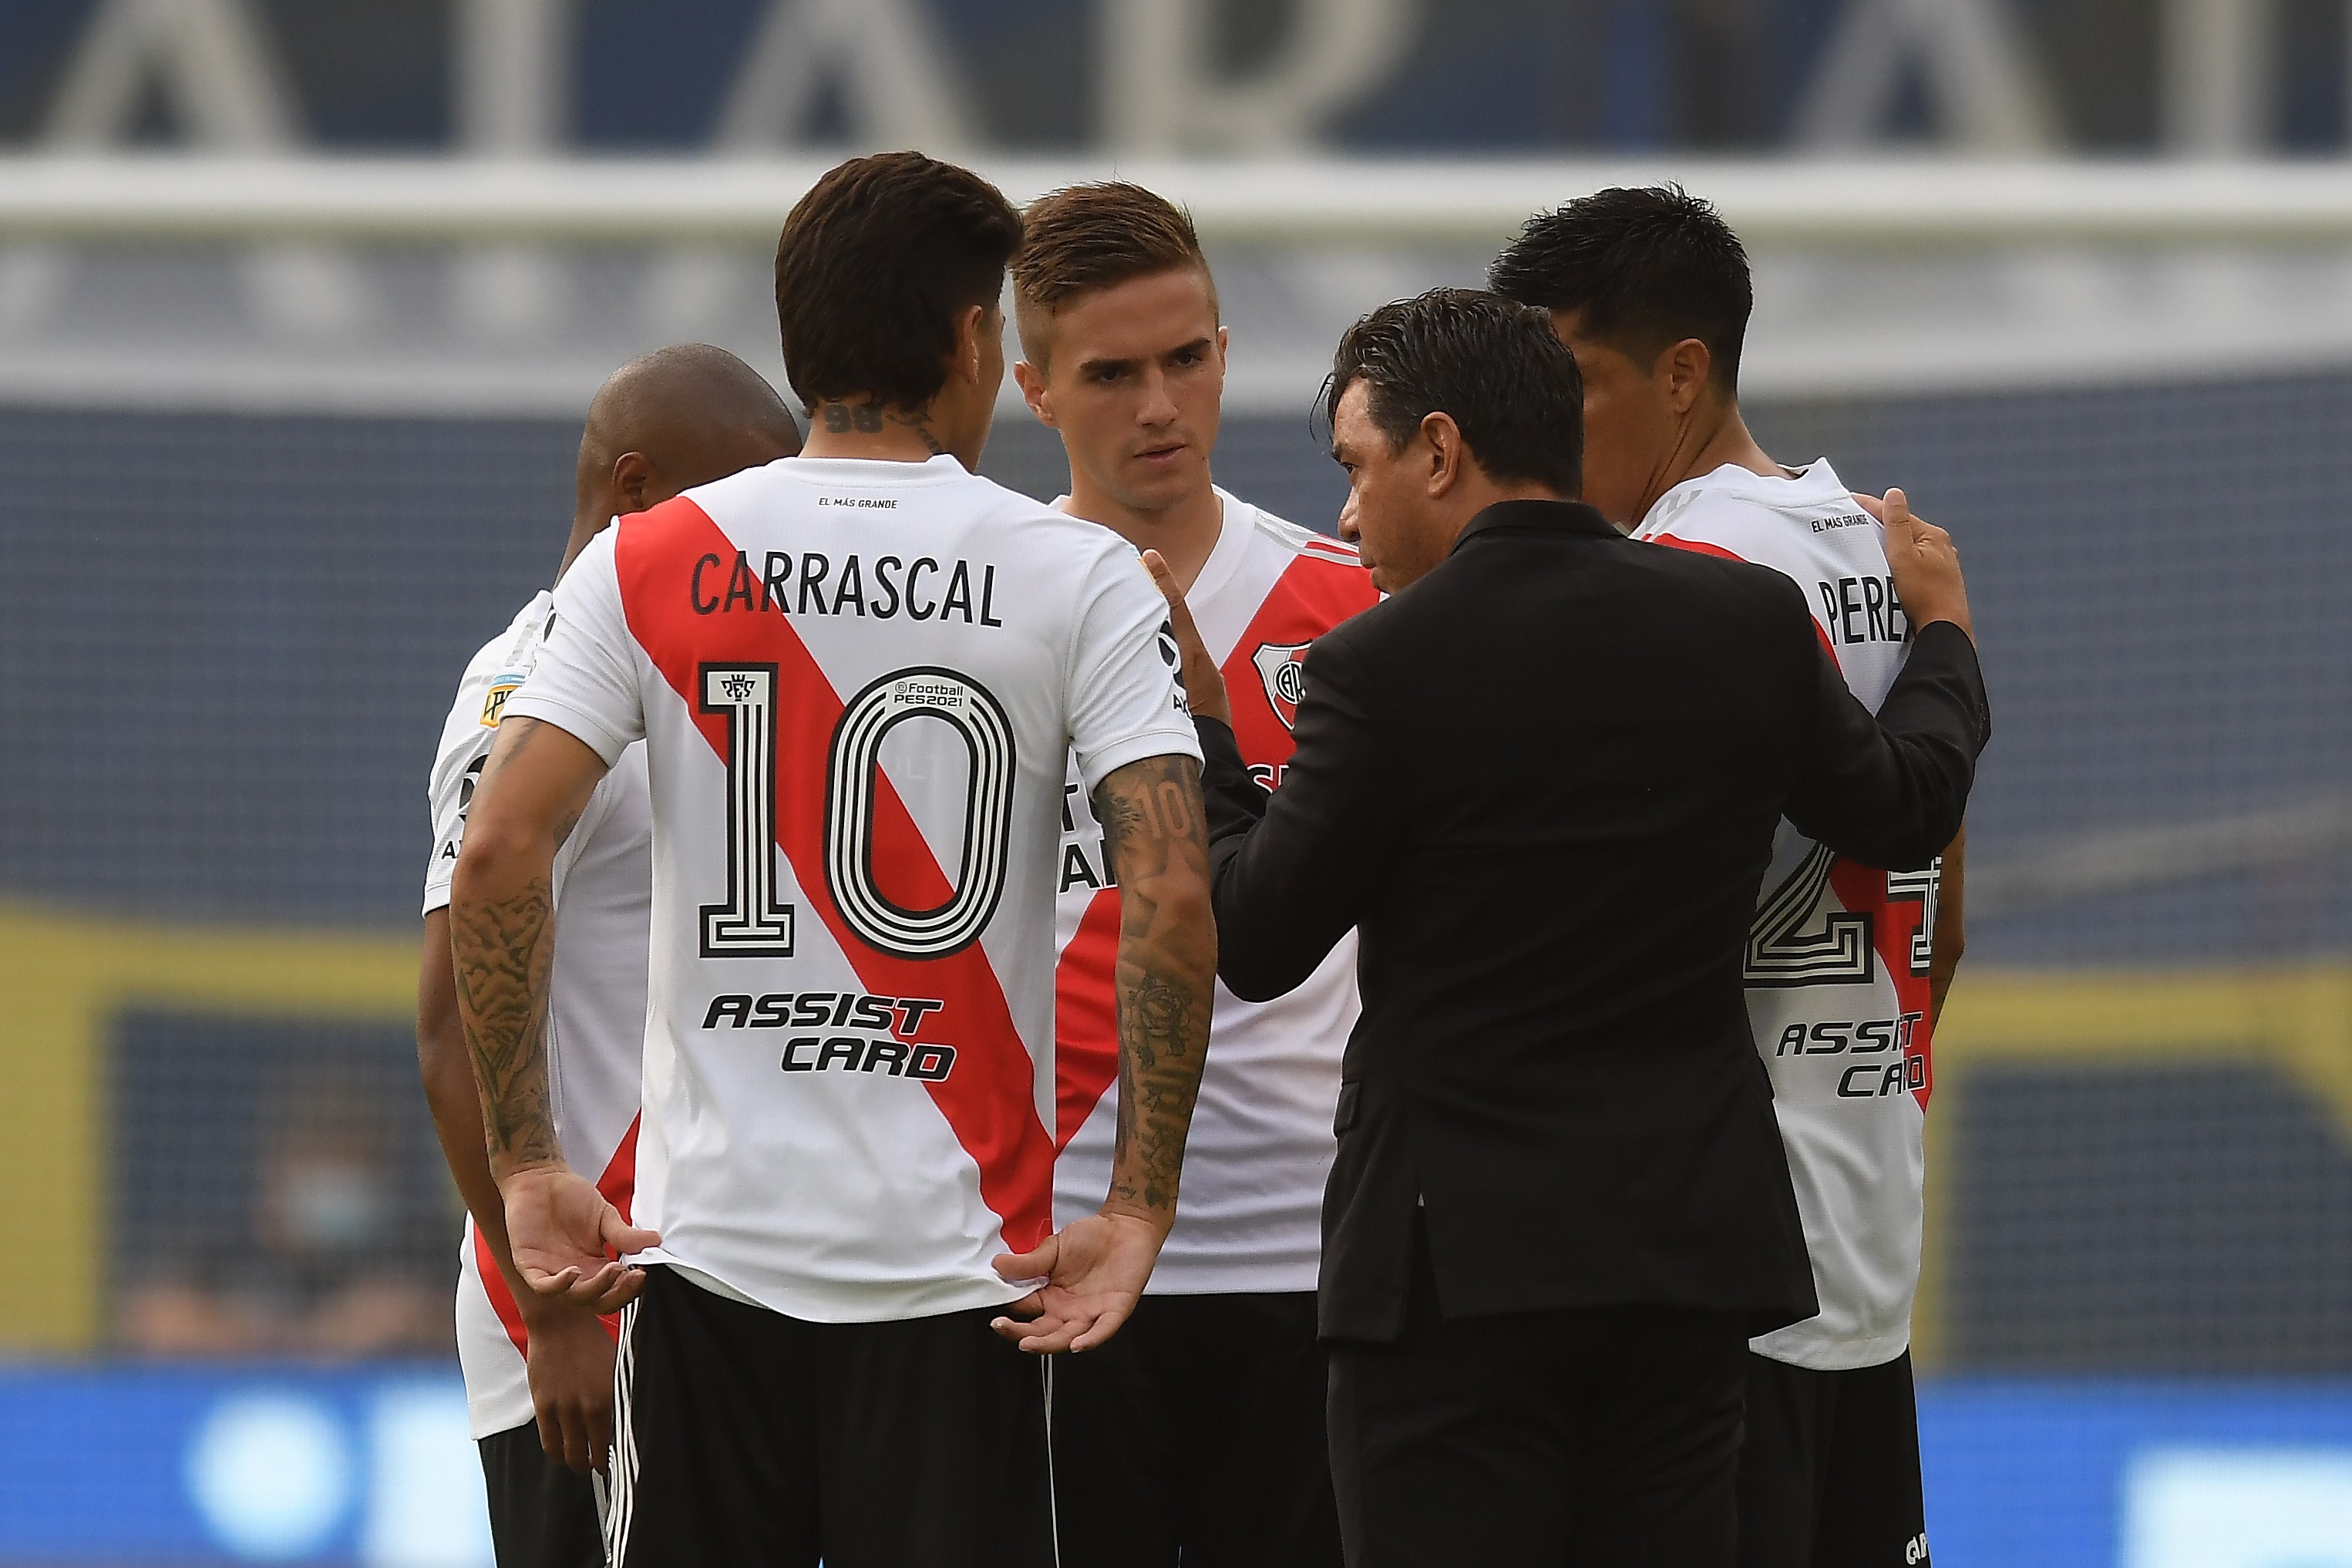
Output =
[
  {"x1": 1046, "y1": 1290, "x2": 1341, "y2": 1568},
  {"x1": 1737, "y1": 1349, "x2": 1930, "y2": 1568},
  {"x1": 606, "y1": 1265, "x2": 1053, "y2": 1568},
  {"x1": 478, "y1": 1421, "x2": 604, "y2": 1568}
]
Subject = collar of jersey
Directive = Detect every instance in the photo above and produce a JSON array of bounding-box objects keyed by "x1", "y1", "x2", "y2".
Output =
[
  {"x1": 1187, "y1": 488, "x2": 1253, "y2": 606},
  {"x1": 780, "y1": 453, "x2": 969, "y2": 484},
  {"x1": 1047, "y1": 487, "x2": 1253, "y2": 609},
  {"x1": 1663, "y1": 457, "x2": 1849, "y2": 509}
]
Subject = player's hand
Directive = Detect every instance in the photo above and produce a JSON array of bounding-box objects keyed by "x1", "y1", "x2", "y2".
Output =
[
  {"x1": 988, "y1": 1209, "x2": 1169, "y2": 1354},
  {"x1": 521, "y1": 1300, "x2": 617, "y2": 1473},
  {"x1": 1860, "y1": 488, "x2": 1972, "y2": 640},
  {"x1": 501, "y1": 1164, "x2": 660, "y2": 1314},
  {"x1": 1141, "y1": 550, "x2": 1232, "y2": 727}
]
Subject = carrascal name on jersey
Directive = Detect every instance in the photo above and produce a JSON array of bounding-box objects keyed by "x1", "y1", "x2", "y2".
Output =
[{"x1": 688, "y1": 547, "x2": 1006, "y2": 625}]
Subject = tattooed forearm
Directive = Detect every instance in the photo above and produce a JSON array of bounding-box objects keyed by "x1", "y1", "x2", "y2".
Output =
[
  {"x1": 1092, "y1": 754, "x2": 1216, "y2": 1220},
  {"x1": 450, "y1": 875, "x2": 561, "y2": 1175}
]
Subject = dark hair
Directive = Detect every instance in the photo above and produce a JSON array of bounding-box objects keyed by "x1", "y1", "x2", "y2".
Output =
[
  {"x1": 1011, "y1": 181, "x2": 1215, "y2": 364},
  {"x1": 1487, "y1": 184, "x2": 1751, "y2": 392},
  {"x1": 1324, "y1": 288, "x2": 1583, "y2": 496},
  {"x1": 774, "y1": 151, "x2": 1022, "y2": 412}
]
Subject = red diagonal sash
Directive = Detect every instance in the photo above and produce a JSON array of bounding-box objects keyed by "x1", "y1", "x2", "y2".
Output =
[{"x1": 614, "y1": 499, "x2": 1054, "y2": 1250}]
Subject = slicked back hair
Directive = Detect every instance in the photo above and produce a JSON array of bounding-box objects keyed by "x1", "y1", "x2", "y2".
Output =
[
  {"x1": 773, "y1": 151, "x2": 1022, "y2": 413},
  {"x1": 1011, "y1": 182, "x2": 1215, "y2": 365},
  {"x1": 1325, "y1": 288, "x2": 1583, "y2": 497},
  {"x1": 1488, "y1": 184, "x2": 1752, "y2": 393}
]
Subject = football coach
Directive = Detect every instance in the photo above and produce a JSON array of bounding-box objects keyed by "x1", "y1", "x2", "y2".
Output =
[{"x1": 1142, "y1": 288, "x2": 1989, "y2": 1568}]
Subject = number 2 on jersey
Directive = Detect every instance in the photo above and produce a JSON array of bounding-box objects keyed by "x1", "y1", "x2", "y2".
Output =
[
  {"x1": 698, "y1": 662, "x2": 1018, "y2": 962},
  {"x1": 1746, "y1": 843, "x2": 1943, "y2": 986}
]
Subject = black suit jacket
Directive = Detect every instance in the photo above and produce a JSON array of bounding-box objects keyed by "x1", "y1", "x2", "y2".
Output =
[{"x1": 1195, "y1": 500, "x2": 1990, "y2": 1343}]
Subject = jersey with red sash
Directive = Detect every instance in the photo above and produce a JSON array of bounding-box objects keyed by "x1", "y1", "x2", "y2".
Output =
[
  {"x1": 425, "y1": 591, "x2": 648, "y2": 1438},
  {"x1": 1052, "y1": 490, "x2": 1378, "y2": 1292},
  {"x1": 1637, "y1": 459, "x2": 1943, "y2": 1371},
  {"x1": 503, "y1": 455, "x2": 1197, "y2": 1323}
]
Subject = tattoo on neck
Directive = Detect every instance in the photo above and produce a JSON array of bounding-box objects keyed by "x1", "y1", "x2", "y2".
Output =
[
  {"x1": 816, "y1": 400, "x2": 946, "y2": 457},
  {"x1": 888, "y1": 408, "x2": 948, "y2": 456}
]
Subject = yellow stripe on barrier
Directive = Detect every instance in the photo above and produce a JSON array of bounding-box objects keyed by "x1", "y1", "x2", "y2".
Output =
[
  {"x1": 0, "y1": 903, "x2": 417, "y2": 1354},
  {"x1": 1913, "y1": 964, "x2": 2352, "y2": 1368},
  {"x1": 5, "y1": 898, "x2": 2347, "y2": 1364}
]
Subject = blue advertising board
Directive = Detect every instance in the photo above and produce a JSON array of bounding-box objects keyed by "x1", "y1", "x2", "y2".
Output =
[
  {"x1": 0, "y1": 1365, "x2": 490, "y2": 1566},
  {"x1": 3, "y1": 1370, "x2": 2351, "y2": 1566}
]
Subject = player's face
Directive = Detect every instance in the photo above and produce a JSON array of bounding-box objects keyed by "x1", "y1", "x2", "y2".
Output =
[
  {"x1": 1331, "y1": 380, "x2": 1446, "y2": 594},
  {"x1": 1023, "y1": 268, "x2": 1225, "y2": 516},
  {"x1": 1551, "y1": 310, "x2": 1673, "y2": 528}
]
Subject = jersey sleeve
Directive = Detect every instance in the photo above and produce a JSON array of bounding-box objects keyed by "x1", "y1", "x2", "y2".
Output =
[
  {"x1": 1065, "y1": 540, "x2": 1203, "y2": 796},
  {"x1": 502, "y1": 530, "x2": 647, "y2": 765},
  {"x1": 422, "y1": 700, "x2": 496, "y2": 917}
]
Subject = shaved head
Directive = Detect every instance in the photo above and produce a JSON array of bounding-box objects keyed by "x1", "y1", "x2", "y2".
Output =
[{"x1": 567, "y1": 344, "x2": 803, "y2": 567}]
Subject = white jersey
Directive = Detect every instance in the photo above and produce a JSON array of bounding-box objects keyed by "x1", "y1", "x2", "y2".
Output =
[
  {"x1": 503, "y1": 454, "x2": 1200, "y2": 1324},
  {"x1": 424, "y1": 591, "x2": 651, "y2": 1438},
  {"x1": 1637, "y1": 459, "x2": 1943, "y2": 1371},
  {"x1": 1052, "y1": 492, "x2": 1378, "y2": 1294}
]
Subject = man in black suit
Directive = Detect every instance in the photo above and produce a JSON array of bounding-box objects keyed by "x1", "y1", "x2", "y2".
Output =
[{"x1": 1140, "y1": 288, "x2": 1988, "y2": 1567}]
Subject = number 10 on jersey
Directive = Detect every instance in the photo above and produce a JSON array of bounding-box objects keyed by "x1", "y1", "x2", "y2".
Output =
[{"x1": 698, "y1": 661, "x2": 1020, "y2": 964}]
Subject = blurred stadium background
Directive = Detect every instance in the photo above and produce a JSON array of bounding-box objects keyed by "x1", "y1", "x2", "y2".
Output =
[{"x1": 3, "y1": 0, "x2": 2352, "y2": 1563}]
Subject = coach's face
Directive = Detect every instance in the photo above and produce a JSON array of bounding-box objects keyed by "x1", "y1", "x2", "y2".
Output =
[
  {"x1": 1017, "y1": 267, "x2": 1226, "y2": 516},
  {"x1": 1331, "y1": 380, "x2": 1452, "y2": 594},
  {"x1": 1551, "y1": 309, "x2": 1672, "y2": 530}
]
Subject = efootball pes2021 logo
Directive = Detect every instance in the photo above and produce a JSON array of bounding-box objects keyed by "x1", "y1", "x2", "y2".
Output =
[{"x1": 1251, "y1": 642, "x2": 1311, "y2": 730}]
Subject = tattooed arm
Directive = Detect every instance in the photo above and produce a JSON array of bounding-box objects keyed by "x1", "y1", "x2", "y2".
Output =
[
  {"x1": 993, "y1": 750, "x2": 1216, "y2": 1354},
  {"x1": 1095, "y1": 753, "x2": 1218, "y2": 1220},
  {"x1": 449, "y1": 716, "x2": 660, "y2": 1313}
]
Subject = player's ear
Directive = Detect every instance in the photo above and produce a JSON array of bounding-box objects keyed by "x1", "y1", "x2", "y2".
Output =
[
  {"x1": 611, "y1": 451, "x2": 656, "y2": 515},
  {"x1": 1663, "y1": 337, "x2": 1711, "y2": 416},
  {"x1": 950, "y1": 302, "x2": 990, "y2": 389},
  {"x1": 1013, "y1": 359, "x2": 1057, "y2": 429}
]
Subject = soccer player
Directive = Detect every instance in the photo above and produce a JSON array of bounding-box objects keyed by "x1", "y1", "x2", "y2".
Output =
[
  {"x1": 1492, "y1": 187, "x2": 1967, "y2": 1568},
  {"x1": 1010, "y1": 181, "x2": 1376, "y2": 1568},
  {"x1": 447, "y1": 152, "x2": 1219, "y2": 1568},
  {"x1": 416, "y1": 343, "x2": 801, "y2": 1566}
]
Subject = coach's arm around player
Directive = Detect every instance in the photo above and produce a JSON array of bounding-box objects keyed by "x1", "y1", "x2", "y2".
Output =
[
  {"x1": 1855, "y1": 496, "x2": 1970, "y2": 1026},
  {"x1": 1144, "y1": 289, "x2": 1987, "y2": 1567}
]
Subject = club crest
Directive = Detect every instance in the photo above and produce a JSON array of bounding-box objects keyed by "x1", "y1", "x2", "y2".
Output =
[{"x1": 1251, "y1": 641, "x2": 1311, "y2": 730}]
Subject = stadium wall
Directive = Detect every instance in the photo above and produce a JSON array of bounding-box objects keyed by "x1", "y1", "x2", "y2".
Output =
[{"x1": 5, "y1": 379, "x2": 2349, "y2": 1367}]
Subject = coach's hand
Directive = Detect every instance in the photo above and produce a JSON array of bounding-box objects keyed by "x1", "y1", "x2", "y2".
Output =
[
  {"x1": 523, "y1": 1300, "x2": 617, "y2": 1473},
  {"x1": 988, "y1": 1210, "x2": 1168, "y2": 1354},
  {"x1": 1860, "y1": 488, "x2": 1972, "y2": 640},
  {"x1": 502, "y1": 1164, "x2": 660, "y2": 1314},
  {"x1": 1142, "y1": 550, "x2": 1231, "y2": 727}
]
